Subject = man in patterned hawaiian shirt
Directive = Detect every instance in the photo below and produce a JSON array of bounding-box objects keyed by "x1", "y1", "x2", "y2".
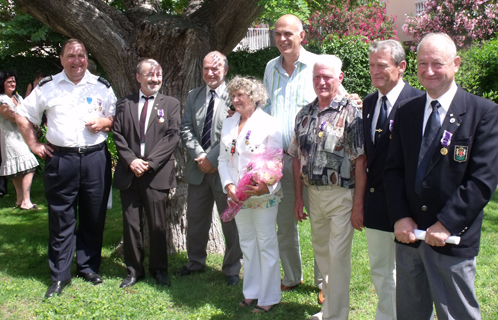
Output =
[{"x1": 289, "y1": 54, "x2": 366, "y2": 320}]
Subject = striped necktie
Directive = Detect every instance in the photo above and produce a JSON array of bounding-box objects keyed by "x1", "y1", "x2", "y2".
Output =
[{"x1": 201, "y1": 90, "x2": 216, "y2": 150}]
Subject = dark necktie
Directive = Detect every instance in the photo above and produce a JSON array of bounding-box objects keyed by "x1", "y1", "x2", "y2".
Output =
[
  {"x1": 375, "y1": 95, "x2": 388, "y2": 142},
  {"x1": 140, "y1": 95, "x2": 153, "y2": 141},
  {"x1": 415, "y1": 100, "x2": 441, "y2": 196},
  {"x1": 201, "y1": 90, "x2": 216, "y2": 150},
  {"x1": 418, "y1": 100, "x2": 441, "y2": 165}
]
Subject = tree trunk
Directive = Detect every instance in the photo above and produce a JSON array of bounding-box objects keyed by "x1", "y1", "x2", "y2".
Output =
[{"x1": 14, "y1": 0, "x2": 263, "y2": 254}]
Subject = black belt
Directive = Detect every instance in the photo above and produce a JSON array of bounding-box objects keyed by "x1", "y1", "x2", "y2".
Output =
[{"x1": 49, "y1": 141, "x2": 106, "y2": 154}]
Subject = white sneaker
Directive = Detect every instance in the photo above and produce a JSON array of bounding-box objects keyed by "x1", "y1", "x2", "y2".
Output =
[{"x1": 309, "y1": 312, "x2": 323, "y2": 320}]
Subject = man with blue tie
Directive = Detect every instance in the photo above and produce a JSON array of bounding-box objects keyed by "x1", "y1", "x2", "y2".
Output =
[
  {"x1": 354, "y1": 39, "x2": 423, "y2": 320},
  {"x1": 178, "y1": 51, "x2": 242, "y2": 286},
  {"x1": 384, "y1": 33, "x2": 498, "y2": 319}
]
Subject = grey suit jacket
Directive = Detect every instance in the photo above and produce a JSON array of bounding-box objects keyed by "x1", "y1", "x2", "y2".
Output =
[{"x1": 180, "y1": 84, "x2": 232, "y2": 191}]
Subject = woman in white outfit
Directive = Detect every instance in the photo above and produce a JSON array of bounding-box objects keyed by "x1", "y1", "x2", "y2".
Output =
[
  {"x1": 0, "y1": 71, "x2": 39, "y2": 209},
  {"x1": 218, "y1": 76, "x2": 283, "y2": 313}
]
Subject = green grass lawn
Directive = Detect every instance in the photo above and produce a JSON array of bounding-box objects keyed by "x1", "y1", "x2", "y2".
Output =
[{"x1": 0, "y1": 175, "x2": 497, "y2": 319}]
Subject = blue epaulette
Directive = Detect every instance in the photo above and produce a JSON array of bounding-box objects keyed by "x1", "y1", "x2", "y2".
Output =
[
  {"x1": 98, "y1": 76, "x2": 111, "y2": 88},
  {"x1": 38, "y1": 76, "x2": 53, "y2": 87}
]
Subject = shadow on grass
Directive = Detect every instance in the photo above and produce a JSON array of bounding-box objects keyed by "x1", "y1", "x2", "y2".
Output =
[{"x1": 154, "y1": 264, "x2": 320, "y2": 319}]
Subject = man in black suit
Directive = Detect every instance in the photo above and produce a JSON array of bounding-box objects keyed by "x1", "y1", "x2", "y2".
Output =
[
  {"x1": 352, "y1": 39, "x2": 423, "y2": 320},
  {"x1": 113, "y1": 58, "x2": 180, "y2": 288},
  {"x1": 384, "y1": 33, "x2": 498, "y2": 319}
]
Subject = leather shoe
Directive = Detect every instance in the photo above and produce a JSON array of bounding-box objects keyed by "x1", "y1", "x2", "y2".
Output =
[
  {"x1": 226, "y1": 275, "x2": 239, "y2": 286},
  {"x1": 154, "y1": 271, "x2": 171, "y2": 286},
  {"x1": 175, "y1": 266, "x2": 204, "y2": 277},
  {"x1": 78, "y1": 272, "x2": 103, "y2": 285},
  {"x1": 120, "y1": 275, "x2": 142, "y2": 288},
  {"x1": 280, "y1": 281, "x2": 303, "y2": 291},
  {"x1": 44, "y1": 280, "x2": 71, "y2": 298}
]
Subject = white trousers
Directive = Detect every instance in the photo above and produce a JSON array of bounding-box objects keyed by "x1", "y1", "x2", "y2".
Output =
[
  {"x1": 365, "y1": 228, "x2": 397, "y2": 320},
  {"x1": 235, "y1": 205, "x2": 281, "y2": 306},
  {"x1": 308, "y1": 186, "x2": 354, "y2": 320}
]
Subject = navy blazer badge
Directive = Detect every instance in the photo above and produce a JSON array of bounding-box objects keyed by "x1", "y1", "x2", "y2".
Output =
[{"x1": 454, "y1": 146, "x2": 468, "y2": 163}]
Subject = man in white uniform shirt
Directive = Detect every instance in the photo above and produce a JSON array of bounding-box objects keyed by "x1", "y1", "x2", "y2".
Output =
[{"x1": 16, "y1": 39, "x2": 116, "y2": 298}]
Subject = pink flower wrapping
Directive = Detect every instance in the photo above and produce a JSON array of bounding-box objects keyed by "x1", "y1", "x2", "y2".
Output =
[{"x1": 221, "y1": 148, "x2": 283, "y2": 222}]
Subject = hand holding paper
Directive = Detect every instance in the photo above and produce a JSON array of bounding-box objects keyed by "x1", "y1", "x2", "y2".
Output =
[{"x1": 414, "y1": 229, "x2": 461, "y2": 245}]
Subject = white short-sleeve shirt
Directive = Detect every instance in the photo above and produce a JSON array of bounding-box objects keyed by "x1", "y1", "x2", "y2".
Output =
[{"x1": 18, "y1": 70, "x2": 117, "y2": 147}]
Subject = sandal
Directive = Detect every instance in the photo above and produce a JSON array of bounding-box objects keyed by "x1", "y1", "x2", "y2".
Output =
[
  {"x1": 239, "y1": 299, "x2": 256, "y2": 307},
  {"x1": 20, "y1": 204, "x2": 41, "y2": 210},
  {"x1": 252, "y1": 305, "x2": 275, "y2": 313}
]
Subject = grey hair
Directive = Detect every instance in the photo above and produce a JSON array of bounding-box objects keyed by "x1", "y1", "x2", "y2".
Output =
[
  {"x1": 370, "y1": 40, "x2": 406, "y2": 66},
  {"x1": 204, "y1": 51, "x2": 229, "y2": 69},
  {"x1": 136, "y1": 58, "x2": 162, "y2": 74},
  {"x1": 417, "y1": 33, "x2": 457, "y2": 59},
  {"x1": 227, "y1": 76, "x2": 268, "y2": 109},
  {"x1": 314, "y1": 54, "x2": 343, "y2": 77}
]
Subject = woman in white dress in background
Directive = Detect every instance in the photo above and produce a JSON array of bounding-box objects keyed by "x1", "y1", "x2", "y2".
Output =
[{"x1": 0, "y1": 71, "x2": 39, "y2": 209}]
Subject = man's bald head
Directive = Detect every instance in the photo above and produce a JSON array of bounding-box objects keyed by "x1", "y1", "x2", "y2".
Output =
[{"x1": 274, "y1": 14, "x2": 305, "y2": 60}]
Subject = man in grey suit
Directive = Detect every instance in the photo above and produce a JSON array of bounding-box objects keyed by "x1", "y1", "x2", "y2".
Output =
[{"x1": 178, "y1": 51, "x2": 242, "y2": 286}]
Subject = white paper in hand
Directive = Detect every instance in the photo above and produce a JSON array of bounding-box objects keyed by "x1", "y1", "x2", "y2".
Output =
[{"x1": 414, "y1": 229, "x2": 461, "y2": 245}]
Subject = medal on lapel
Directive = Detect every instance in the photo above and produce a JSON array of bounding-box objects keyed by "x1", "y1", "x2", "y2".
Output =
[
  {"x1": 158, "y1": 109, "x2": 164, "y2": 123},
  {"x1": 389, "y1": 120, "x2": 394, "y2": 139},
  {"x1": 318, "y1": 120, "x2": 326, "y2": 138},
  {"x1": 245, "y1": 130, "x2": 252, "y2": 145},
  {"x1": 86, "y1": 97, "x2": 95, "y2": 113},
  {"x1": 440, "y1": 130, "x2": 452, "y2": 155}
]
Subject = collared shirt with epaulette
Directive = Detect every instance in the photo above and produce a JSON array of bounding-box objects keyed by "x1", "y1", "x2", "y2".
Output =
[
  {"x1": 288, "y1": 96, "x2": 364, "y2": 189},
  {"x1": 18, "y1": 70, "x2": 117, "y2": 147}
]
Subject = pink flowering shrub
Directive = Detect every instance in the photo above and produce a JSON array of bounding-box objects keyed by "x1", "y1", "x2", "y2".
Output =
[
  {"x1": 306, "y1": 0, "x2": 398, "y2": 45},
  {"x1": 403, "y1": 0, "x2": 498, "y2": 49}
]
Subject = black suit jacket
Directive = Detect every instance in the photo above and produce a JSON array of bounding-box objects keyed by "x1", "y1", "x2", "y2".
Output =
[
  {"x1": 384, "y1": 86, "x2": 498, "y2": 257},
  {"x1": 113, "y1": 92, "x2": 180, "y2": 191},
  {"x1": 362, "y1": 83, "x2": 423, "y2": 231}
]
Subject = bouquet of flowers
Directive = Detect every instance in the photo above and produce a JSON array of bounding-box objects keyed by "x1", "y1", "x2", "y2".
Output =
[{"x1": 221, "y1": 148, "x2": 284, "y2": 222}]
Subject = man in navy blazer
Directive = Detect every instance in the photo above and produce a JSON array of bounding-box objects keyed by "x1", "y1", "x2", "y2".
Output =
[
  {"x1": 353, "y1": 39, "x2": 423, "y2": 320},
  {"x1": 113, "y1": 58, "x2": 180, "y2": 288},
  {"x1": 384, "y1": 33, "x2": 498, "y2": 319}
]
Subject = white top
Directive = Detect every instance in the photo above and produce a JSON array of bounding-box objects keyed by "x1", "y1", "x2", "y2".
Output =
[
  {"x1": 422, "y1": 81, "x2": 458, "y2": 134},
  {"x1": 371, "y1": 79, "x2": 405, "y2": 142},
  {"x1": 17, "y1": 70, "x2": 117, "y2": 147},
  {"x1": 218, "y1": 108, "x2": 283, "y2": 197}
]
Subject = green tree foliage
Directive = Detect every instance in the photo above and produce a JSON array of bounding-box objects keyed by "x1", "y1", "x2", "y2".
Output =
[
  {"x1": 456, "y1": 37, "x2": 498, "y2": 102},
  {"x1": 0, "y1": 1, "x2": 65, "y2": 58}
]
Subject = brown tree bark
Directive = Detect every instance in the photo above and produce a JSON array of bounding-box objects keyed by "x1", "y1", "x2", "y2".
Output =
[{"x1": 14, "y1": 0, "x2": 263, "y2": 254}]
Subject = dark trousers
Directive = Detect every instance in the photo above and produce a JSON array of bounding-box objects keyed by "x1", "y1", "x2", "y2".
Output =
[
  {"x1": 186, "y1": 173, "x2": 242, "y2": 276},
  {"x1": 120, "y1": 177, "x2": 169, "y2": 278},
  {"x1": 44, "y1": 147, "x2": 111, "y2": 281}
]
